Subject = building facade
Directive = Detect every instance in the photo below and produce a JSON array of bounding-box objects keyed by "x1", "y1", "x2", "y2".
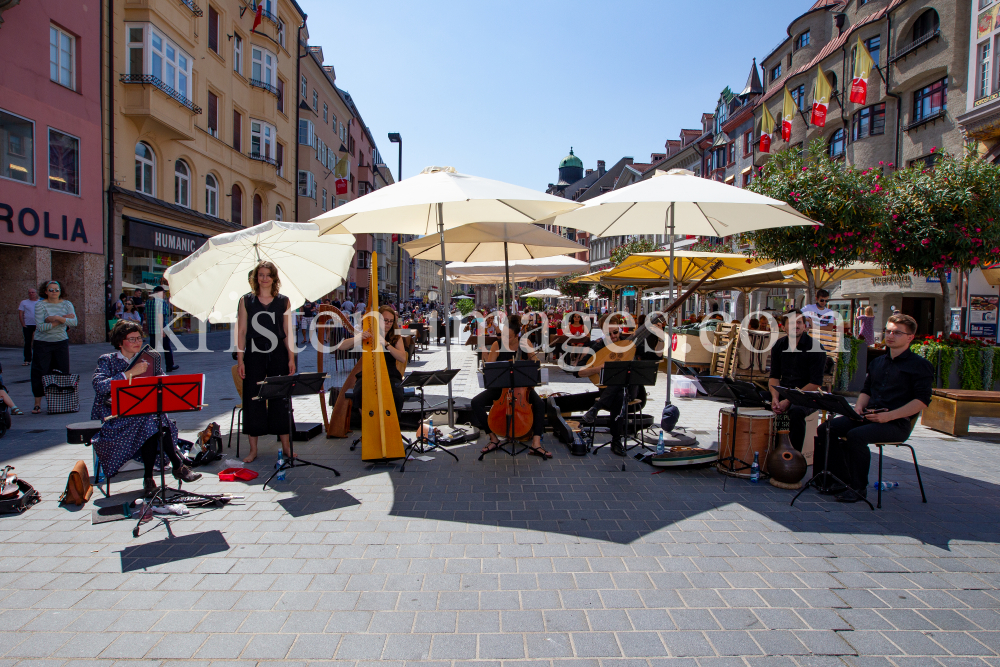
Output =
[
  {"x1": 104, "y1": 0, "x2": 304, "y2": 316},
  {"x1": 957, "y1": 0, "x2": 1000, "y2": 162},
  {"x1": 1, "y1": 0, "x2": 106, "y2": 344}
]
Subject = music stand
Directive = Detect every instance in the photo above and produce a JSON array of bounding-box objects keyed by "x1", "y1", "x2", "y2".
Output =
[
  {"x1": 777, "y1": 386, "x2": 873, "y2": 510},
  {"x1": 399, "y1": 369, "x2": 461, "y2": 472},
  {"x1": 109, "y1": 374, "x2": 222, "y2": 537},
  {"x1": 594, "y1": 360, "x2": 659, "y2": 470},
  {"x1": 698, "y1": 376, "x2": 770, "y2": 481},
  {"x1": 478, "y1": 360, "x2": 540, "y2": 460},
  {"x1": 258, "y1": 372, "x2": 340, "y2": 490}
]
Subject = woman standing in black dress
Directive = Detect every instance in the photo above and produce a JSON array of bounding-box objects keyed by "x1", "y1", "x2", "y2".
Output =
[{"x1": 237, "y1": 261, "x2": 296, "y2": 463}]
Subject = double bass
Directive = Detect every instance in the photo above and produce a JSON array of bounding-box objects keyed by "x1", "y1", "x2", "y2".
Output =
[{"x1": 486, "y1": 339, "x2": 535, "y2": 440}]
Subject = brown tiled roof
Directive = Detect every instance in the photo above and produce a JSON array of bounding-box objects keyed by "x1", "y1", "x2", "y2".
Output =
[
  {"x1": 758, "y1": 0, "x2": 903, "y2": 106},
  {"x1": 809, "y1": 0, "x2": 845, "y2": 9}
]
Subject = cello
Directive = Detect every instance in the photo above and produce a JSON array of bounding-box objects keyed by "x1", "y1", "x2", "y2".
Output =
[{"x1": 486, "y1": 327, "x2": 535, "y2": 440}]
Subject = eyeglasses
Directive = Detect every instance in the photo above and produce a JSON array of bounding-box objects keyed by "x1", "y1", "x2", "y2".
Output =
[
  {"x1": 882, "y1": 329, "x2": 912, "y2": 337},
  {"x1": 125, "y1": 336, "x2": 144, "y2": 343},
  {"x1": 47, "y1": 287, "x2": 60, "y2": 292}
]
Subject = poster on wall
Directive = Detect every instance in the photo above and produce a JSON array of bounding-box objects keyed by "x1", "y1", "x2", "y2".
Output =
[{"x1": 968, "y1": 295, "x2": 999, "y2": 342}]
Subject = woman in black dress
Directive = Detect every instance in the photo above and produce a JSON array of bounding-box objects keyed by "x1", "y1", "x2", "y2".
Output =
[
  {"x1": 334, "y1": 305, "x2": 408, "y2": 418},
  {"x1": 237, "y1": 261, "x2": 296, "y2": 463}
]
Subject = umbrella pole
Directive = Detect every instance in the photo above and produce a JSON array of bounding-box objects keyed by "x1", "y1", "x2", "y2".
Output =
[
  {"x1": 437, "y1": 202, "x2": 455, "y2": 426},
  {"x1": 504, "y1": 242, "x2": 511, "y2": 316},
  {"x1": 665, "y1": 204, "x2": 675, "y2": 401}
]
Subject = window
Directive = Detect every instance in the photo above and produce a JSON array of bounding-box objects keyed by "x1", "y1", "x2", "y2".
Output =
[
  {"x1": 250, "y1": 120, "x2": 275, "y2": 160},
  {"x1": 174, "y1": 160, "x2": 190, "y2": 207},
  {"x1": 277, "y1": 19, "x2": 285, "y2": 48},
  {"x1": 126, "y1": 24, "x2": 192, "y2": 100},
  {"x1": 323, "y1": 103, "x2": 328, "y2": 123},
  {"x1": 208, "y1": 6, "x2": 219, "y2": 54},
  {"x1": 787, "y1": 53, "x2": 792, "y2": 68},
  {"x1": 232, "y1": 110, "x2": 242, "y2": 151},
  {"x1": 275, "y1": 204, "x2": 283, "y2": 221},
  {"x1": 1, "y1": 109, "x2": 34, "y2": 184},
  {"x1": 866, "y1": 36, "x2": 881, "y2": 66},
  {"x1": 205, "y1": 174, "x2": 218, "y2": 216},
  {"x1": 742, "y1": 170, "x2": 752, "y2": 187},
  {"x1": 231, "y1": 184, "x2": 243, "y2": 225},
  {"x1": 912, "y1": 9, "x2": 940, "y2": 42},
  {"x1": 828, "y1": 71, "x2": 837, "y2": 91},
  {"x1": 790, "y1": 84, "x2": 805, "y2": 111},
  {"x1": 910, "y1": 153, "x2": 938, "y2": 169},
  {"x1": 49, "y1": 25, "x2": 75, "y2": 90},
  {"x1": 794, "y1": 30, "x2": 810, "y2": 50},
  {"x1": 357, "y1": 251, "x2": 370, "y2": 269},
  {"x1": 298, "y1": 170, "x2": 316, "y2": 198},
  {"x1": 913, "y1": 78, "x2": 947, "y2": 121},
  {"x1": 828, "y1": 128, "x2": 845, "y2": 157},
  {"x1": 298, "y1": 119, "x2": 314, "y2": 146},
  {"x1": 207, "y1": 91, "x2": 218, "y2": 137},
  {"x1": 276, "y1": 78, "x2": 284, "y2": 113},
  {"x1": 253, "y1": 193, "x2": 262, "y2": 226},
  {"x1": 47, "y1": 129, "x2": 79, "y2": 194},
  {"x1": 251, "y1": 46, "x2": 275, "y2": 87},
  {"x1": 995, "y1": 35, "x2": 1000, "y2": 94},
  {"x1": 312, "y1": 90, "x2": 318, "y2": 111},
  {"x1": 300, "y1": 74, "x2": 307, "y2": 98},
  {"x1": 771, "y1": 64, "x2": 781, "y2": 82},
  {"x1": 743, "y1": 130, "x2": 753, "y2": 156},
  {"x1": 979, "y1": 40, "x2": 992, "y2": 99},
  {"x1": 851, "y1": 102, "x2": 886, "y2": 140},
  {"x1": 134, "y1": 142, "x2": 154, "y2": 195},
  {"x1": 727, "y1": 141, "x2": 735, "y2": 166},
  {"x1": 276, "y1": 142, "x2": 284, "y2": 177},
  {"x1": 331, "y1": 113, "x2": 337, "y2": 131},
  {"x1": 321, "y1": 187, "x2": 327, "y2": 211},
  {"x1": 233, "y1": 34, "x2": 243, "y2": 75}
]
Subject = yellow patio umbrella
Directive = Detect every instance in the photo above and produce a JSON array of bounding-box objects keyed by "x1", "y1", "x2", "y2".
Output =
[{"x1": 601, "y1": 250, "x2": 770, "y2": 285}]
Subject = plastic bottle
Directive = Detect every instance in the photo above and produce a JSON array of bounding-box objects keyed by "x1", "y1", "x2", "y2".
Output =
[
  {"x1": 872, "y1": 481, "x2": 898, "y2": 491},
  {"x1": 750, "y1": 452, "x2": 760, "y2": 483},
  {"x1": 656, "y1": 431, "x2": 665, "y2": 455},
  {"x1": 428, "y1": 418, "x2": 435, "y2": 446},
  {"x1": 275, "y1": 450, "x2": 286, "y2": 482}
]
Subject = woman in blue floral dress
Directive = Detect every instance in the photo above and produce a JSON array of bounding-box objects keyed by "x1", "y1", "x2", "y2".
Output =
[{"x1": 91, "y1": 320, "x2": 201, "y2": 496}]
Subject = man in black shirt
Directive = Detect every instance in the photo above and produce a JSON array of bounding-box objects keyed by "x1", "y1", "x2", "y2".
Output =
[
  {"x1": 769, "y1": 310, "x2": 826, "y2": 451},
  {"x1": 814, "y1": 313, "x2": 933, "y2": 502}
]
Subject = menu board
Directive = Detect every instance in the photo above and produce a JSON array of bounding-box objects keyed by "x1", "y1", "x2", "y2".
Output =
[{"x1": 969, "y1": 295, "x2": 999, "y2": 342}]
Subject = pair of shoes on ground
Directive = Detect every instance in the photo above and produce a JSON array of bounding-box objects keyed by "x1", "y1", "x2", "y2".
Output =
[
  {"x1": 834, "y1": 486, "x2": 868, "y2": 503},
  {"x1": 610, "y1": 440, "x2": 626, "y2": 457},
  {"x1": 143, "y1": 465, "x2": 202, "y2": 496}
]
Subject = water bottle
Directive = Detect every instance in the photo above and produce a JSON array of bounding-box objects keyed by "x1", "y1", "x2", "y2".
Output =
[
  {"x1": 656, "y1": 431, "x2": 665, "y2": 455},
  {"x1": 428, "y1": 418, "x2": 435, "y2": 446},
  {"x1": 750, "y1": 452, "x2": 760, "y2": 483},
  {"x1": 872, "y1": 481, "x2": 898, "y2": 491},
  {"x1": 275, "y1": 450, "x2": 284, "y2": 470},
  {"x1": 276, "y1": 466, "x2": 286, "y2": 482}
]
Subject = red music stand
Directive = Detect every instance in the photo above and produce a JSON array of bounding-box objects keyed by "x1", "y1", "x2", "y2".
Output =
[{"x1": 109, "y1": 374, "x2": 223, "y2": 536}]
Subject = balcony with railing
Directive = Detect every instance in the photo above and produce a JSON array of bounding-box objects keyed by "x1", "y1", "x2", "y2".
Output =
[
  {"x1": 178, "y1": 0, "x2": 203, "y2": 17},
  {"x1": 119, "y1": 73, "x2": 200, "y2": 140},
  {"x1": 120, "y1": 74, "x2": 201, "y2": 113},
  {"x1": 890, "y1": 29, "x2": 941, "y2": 64},
  {"x1": 248, "y1": 153, "x2": 278, "y2": 190},
  {"x1": 249, "y1": 78, "x2": 280, "y2": 97}
]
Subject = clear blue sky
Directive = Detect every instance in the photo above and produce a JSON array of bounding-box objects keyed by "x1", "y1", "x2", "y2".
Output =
[{"x1": 303, "y1": 0, "x2": 810, "y2": 190}]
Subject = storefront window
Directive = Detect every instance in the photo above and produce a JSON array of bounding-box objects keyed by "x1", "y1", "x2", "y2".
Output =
[{"x1": 1, "y1": 109, "x2": 34, "y2": 184}]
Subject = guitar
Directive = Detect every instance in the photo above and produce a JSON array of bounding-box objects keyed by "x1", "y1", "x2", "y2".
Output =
[
  {"x1": 581, "y1": 338, "x2": 636, "y2": 386},
  {"x1": 360, "y1": 252, "x2": 405, "y2": 461}
]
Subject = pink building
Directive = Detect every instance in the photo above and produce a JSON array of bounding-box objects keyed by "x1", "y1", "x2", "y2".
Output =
[{"x1": 0, "y1": 0, "x2": 105, "y2": 344}]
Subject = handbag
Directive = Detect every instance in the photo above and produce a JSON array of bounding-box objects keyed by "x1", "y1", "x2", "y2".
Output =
[
  {"x1": 59, "y1": 460, "x2": 94, "y2": 505},
  {"x1": 43, "y1": 373, "x2": 80, "y2": 414}
]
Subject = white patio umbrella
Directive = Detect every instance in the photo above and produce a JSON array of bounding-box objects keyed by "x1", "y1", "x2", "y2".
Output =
[
  {"x1": 522, "y1": 288, "x2": 563, "y2": 298},
  {"x1": 163, "y1": 220, "x2": 356, "y2": 323},
  {"x1": 312, "y1": 166, "x2": 581, "y2": 424},
  {"x1": 403, "y1": 222, "x2": 584, "y2": 312},
  {"x1": 441, "y1": 255, "x2": 589, "y2": 283},
  {"x1": 540, "y1": 168, "x2": 820, "y2": 402}
]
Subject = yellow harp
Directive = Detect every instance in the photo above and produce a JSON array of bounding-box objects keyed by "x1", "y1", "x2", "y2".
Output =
[{"x1": 360, "y1": 252, "x2": 405, "y2": 461}]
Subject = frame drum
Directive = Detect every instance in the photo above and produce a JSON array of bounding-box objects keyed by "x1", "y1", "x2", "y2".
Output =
[{"x1": 717, "y1": 407, "x2": 774, "y2": 478}]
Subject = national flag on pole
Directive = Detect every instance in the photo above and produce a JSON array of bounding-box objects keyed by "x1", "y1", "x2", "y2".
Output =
[
  {"x1": 850, "y1": 37, "x2": 875, "y2": 104},
  {"x1": 334, "y1": 155, "x2": 350, "y2": 195},
  {"x1": 760, "y1": 104, "x2": 775, "y2": 154},
  {"x1": 781, "y1": 87, "x2": 795, "y2": 142},
  {"x1": 811, "y1": 66, "x2": 832, "y2": 127},
  {"x1": 251, "y1": 1, "x2": 263, "y2": 34}
]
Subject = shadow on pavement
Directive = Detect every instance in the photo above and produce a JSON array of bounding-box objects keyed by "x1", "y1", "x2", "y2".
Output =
[{"x1": 118, "y1": 529, "x2": 229, "y2": 572}]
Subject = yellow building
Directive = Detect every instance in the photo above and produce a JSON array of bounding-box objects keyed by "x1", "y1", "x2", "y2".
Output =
[{"x1": 105, "y1": 0, "x2": 304, "y2": 298}]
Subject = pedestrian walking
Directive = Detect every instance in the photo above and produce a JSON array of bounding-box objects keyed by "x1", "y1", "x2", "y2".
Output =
[
  {"x1": 300, "y1": 300, "x2": 315, "y2": 345},
  {"x1": 18, "y1": 287, "x2": 39, "y2": 366},
  {"x1": 148, "y1": 286, "x2": 179, "y2": 371},
  {"x1": 121, "y1": 300, "x2": 141, "y2": 323},
  {"x1": 31, "y1": 280, "x2": 76, "y2": 414}
]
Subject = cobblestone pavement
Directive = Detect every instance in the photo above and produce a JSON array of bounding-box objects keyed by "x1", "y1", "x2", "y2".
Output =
[{"x1": 1, "y1": 332, "x2": 999, "y2": 667}]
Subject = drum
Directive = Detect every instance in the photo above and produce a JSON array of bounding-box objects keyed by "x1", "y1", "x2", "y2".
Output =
[{"x1": 717, "y1": 407, "x2": 774, "y2": 478}]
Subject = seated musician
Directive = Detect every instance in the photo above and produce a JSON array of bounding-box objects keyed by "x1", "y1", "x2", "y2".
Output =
[
  {"x1": 576, "y1": 315, "x2": 637, "y2": 457},
  {"x1": 633, "y1": 313, "x2": 666, "y2": 402},
  {"x1": 91, "y1": 320, "x2": 201, "y2": 497},
  {"x1": 472, "y1": 314, "x2": 552, "y2": 459},
  {"x1": 333, "y1": 305, "x2": 407, "y2": 418},
  {"x1": 813, "y1": 313, "x2": 932, "y2": 503},
  {"x1": 768, "y1": 310, "x2": 826, "y2": 452}
]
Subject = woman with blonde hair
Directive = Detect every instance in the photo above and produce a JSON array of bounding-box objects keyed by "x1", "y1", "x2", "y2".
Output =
[
  {"x1": 236, "y1": 260, "x2": 296, "y2": 463},
  {"x1": 856, "y1": 305, "x2": 875, "y2": 345}
]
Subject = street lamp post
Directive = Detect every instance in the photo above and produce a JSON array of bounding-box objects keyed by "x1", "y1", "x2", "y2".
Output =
[{"x1": 389, "y1": 132, "x2": 402, "y2": 306}]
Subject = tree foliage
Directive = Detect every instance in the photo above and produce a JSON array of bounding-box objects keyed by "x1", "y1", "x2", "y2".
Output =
[
  {"x1": 556, "y1": 273, "x2": 592, "y2": 300},
  {"x1": 746, "y1": 138, "x2": 886, "y2": 299},
  {"x1": 609, "y1": 237, "x2": 659, "y2": 266},
  {"x1": 455, "y1": 298, "x2": 475, "y2": 316}
]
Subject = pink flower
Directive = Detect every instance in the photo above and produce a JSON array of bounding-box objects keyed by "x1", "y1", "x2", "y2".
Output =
[
  {"x1": 830, "y1": 248, "x2": 837, "y2": 254},
  {"x1": 892, "y1": 215, "x2": 898, "y2": 220},
  {"x1": 922, "y1": 239, "x2": 930, "y2": 245},
  {"x1": 931, "y1": 146, "x2": 937, "y2": 153}
]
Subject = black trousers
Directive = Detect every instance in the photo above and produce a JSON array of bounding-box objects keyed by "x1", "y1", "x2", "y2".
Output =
[
  {"x1": 814, "y1": 415, "x2": 912, "y2": 490},
  {"x1": 471, "y1": 388, "x2": 546, "y2": 439},
  {"x1": 160, "y1": 334, "x2": 175, "y2": 369},
  {"x1": 22, "y1": 325, "x2": 35, "y2": 362},
  {"x1": 243, "y1": 345, "x2": 291, "y2": 437},
  {"x1": 354, "y1": 375, "x2": 405, "y2": 421},
  {"x1": 594, "y1": 385, "x2": 640, "y2": 440},
  {"x1": 31, "y1": 339, "x2": 70, "y2": 398},
  {"x1": 786, "y1": 406, "x2": 815, "y2": 452},
  {"x1": 140, "y1": 428, "x2": 185, "y2": 478}
]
